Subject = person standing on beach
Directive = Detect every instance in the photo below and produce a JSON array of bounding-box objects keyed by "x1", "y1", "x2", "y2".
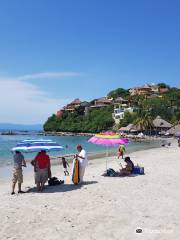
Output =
[
  {"x1": 11, "y1": 151, "x2": 26, "y2": 195},
  {"x1": 32, "y1": 150, "x2": 51, "y2": 192},
  {"x1": 118, "y1": 144, "x2": 125, "y2": 159},
  {"x1": 76, "y1": 145, "x2": 88, "y2": 183}
]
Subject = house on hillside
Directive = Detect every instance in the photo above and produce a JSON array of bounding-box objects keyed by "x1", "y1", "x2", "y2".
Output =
[
  {"x1": 56, "y1": 98, "x2": 82, "y2": 118},
  {"x1": 153, "y1": 116, "x2": 172, "y2": 134},
  {"x1": 159, "y1": 87, "x2": 169, "y2": 94},
  {"x1": 112, "y1": 97, "x2": 133, "y2": 124},
  {"x1": 56, "y1": 100, "x2": 90, "y2": 118},
  {"x1": 146, "y1": 84, "x2": 159, "y2": 93},
  {"x1": 63, "y1": 98, "x2": 82, "y2": 112},
  {"x1": 129, "y1": 86, "x2": 153, "y2": 96},
  {"x1": 129, "y1": 84, "x2": 160, "y2": 96},
  {"x1": 113, "y1": 97, "x2": 129, "y2": 109},
  {"x1": 90, "y1": 97, "x2": 113, "y2": 109}
]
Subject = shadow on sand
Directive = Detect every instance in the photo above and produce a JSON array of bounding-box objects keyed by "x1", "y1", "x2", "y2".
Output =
[
  {"x1": 26, "y1": 180, "x2": 98, "y2": 194},
  {"x1": 102, "y1": 174, "x2": 144, "y2": 178}
]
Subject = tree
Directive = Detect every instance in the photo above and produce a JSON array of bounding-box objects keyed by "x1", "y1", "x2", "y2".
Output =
[
  {"x1": 43, "y1": 106, "x2": 114, "y2": 133},
  {"x1": 134, "y1": 113, "x2": 153, "y2": 134},
  {"x1": 119, "y1": 112, "x2": 137, "y2": 127},
  {"x1": 107, "y1": 88, "x2": 129, "y2": 99},
  {"x1": 157, "y1": 83, "x2": 170, "y2": 89}
]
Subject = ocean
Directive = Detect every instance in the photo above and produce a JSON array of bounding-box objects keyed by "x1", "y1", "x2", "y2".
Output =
[{"x1": 0, "y1": 133, "x2": 161, "y2": 167}]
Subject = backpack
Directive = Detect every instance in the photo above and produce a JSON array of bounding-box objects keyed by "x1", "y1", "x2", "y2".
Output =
[
  {"x1": 133, "y1": 166, "x2": 144, "y2": 175},
  {"x1": 48, "y1": 177, "x2": 64, "y2": 186},
  {"x1": 106, "y1": 168, "x2": 117, "y2": 177}
]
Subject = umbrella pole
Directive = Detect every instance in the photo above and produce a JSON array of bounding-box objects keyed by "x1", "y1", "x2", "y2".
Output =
[{"x1": 106, "y1": 146, "x2": 108, "y2": 170}]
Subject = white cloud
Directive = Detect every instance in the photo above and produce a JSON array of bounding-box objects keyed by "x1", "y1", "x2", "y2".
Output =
[
  {"x1": 0, "y1": 71, "x2": 80, "y2": 81},
  {"x1": 0, "y1": 71, "x2": 79, "y2": 124},
  {"x1": 0, "y1": 79, "x2": 72, "y2": 124}
]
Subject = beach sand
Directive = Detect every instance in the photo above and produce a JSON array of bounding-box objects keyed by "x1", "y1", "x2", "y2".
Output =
[{"x1": 0, "y1": 141, "x2": 180, "y2": 240}]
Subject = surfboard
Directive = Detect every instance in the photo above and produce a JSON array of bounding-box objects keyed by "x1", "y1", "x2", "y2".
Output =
[{"x1": 72, "y1": 158, "x2": 80, "y2": 185}]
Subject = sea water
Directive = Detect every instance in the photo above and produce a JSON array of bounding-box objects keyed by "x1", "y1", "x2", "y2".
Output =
[{"x1": 0, "y1": 133, "x2": 161, "y2": 167}]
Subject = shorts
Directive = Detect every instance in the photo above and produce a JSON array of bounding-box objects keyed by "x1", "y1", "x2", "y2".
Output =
[
  {"x1": 35, "y1": 168, "x2": 48, "y2": 184},
  {"x1": 12, "y1": 169, "x2": 23, "y2": 184}
]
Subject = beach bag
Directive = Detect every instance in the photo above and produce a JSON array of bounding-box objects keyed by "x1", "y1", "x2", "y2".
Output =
[
  {"x1": 48, "y1": 177, "x2": 64, "y2": 186},
  {"x1": 72, "y1": 158, "x2": 80, "y2": 185},
  {"x1": 106, "y1": 168, "x2": 117, "y2": 177},
  {"x1": 133, "y1": 165, "x2": 144, "y2": 175}
]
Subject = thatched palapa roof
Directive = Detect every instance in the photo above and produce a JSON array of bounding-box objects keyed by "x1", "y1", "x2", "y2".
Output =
[
  {"x1": 119, "y1": 124, "x2": 138, "y2": 132},
  {"x1": 153, "y1": 116, "x2": 172, "y2": 128},
  {"x1": 167, "y1": 124, "x2": 180, "y2": 135}
]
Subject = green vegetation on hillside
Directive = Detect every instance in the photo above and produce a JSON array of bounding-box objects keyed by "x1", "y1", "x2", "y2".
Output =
[
  {"x1": 107, "y1": 88, "x2": 129, "y2": 99},
  {"x1": 119, "y1": 87, "x2": 180, "y2": 128},
  {"x1": 44, "y1": 85, "x2": 180, "y2": 133},
  {"x1": 44, "y1": 106, "x2": 114, "y2": 133}
]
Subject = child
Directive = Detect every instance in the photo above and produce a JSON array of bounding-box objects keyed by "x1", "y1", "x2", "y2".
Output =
[
  {"x1": 61, "y1": 157, "x2": 69, "y2": 176},
  {"x1": 118, "y1": 144, "x2": 125, "y2": 159}
]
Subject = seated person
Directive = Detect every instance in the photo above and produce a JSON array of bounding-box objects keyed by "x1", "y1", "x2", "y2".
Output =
[{"x1": 119, "y1": 156, "x2": 134, "y2": 176}]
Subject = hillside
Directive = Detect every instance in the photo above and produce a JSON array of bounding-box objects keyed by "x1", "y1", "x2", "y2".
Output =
[
  {"x1": 44, "y1": 84, "x2": 180, "y2": 133},
  {"x1": 44, "y1": 105, "x2": 114, "y2": 133}
]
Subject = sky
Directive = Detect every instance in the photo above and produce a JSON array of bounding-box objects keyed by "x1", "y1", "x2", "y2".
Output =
[{"x1": 0, "y1": 0, "x2": 179, "y2": 124}]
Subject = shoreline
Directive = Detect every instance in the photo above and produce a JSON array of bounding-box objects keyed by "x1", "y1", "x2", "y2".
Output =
[
  {"x1": 0, "y1": 138, "x2": 163, "y2": 169},
  {"x1": 0, "y1": 139, "x2": 172, "y2": 180},
  {"x1": 1, "y1": 128, "x2": 176, "y2": 140},
  {"x1": 0, "y1": 144, "x2": 166, "y2": 180}
]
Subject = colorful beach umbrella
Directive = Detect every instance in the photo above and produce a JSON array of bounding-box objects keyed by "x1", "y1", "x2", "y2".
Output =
[
  {"x1": 88, "y1": 132, "x2": 129, "y2": 169},
  {"x1": 12, "y1": 139, "x2": 64, "y2": 152},
  {"x1": 88, "y1": 131, "x2": 128, "y2": 145}
]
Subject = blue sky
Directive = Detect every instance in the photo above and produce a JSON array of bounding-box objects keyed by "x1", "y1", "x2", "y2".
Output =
[{"x1": 0, "y1": 0, "x2": 179, "y2": 124}]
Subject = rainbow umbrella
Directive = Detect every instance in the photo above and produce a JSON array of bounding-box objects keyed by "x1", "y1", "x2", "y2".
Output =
[{"x1": 88, "y1": 132, "x2": 128, "y2": 169}]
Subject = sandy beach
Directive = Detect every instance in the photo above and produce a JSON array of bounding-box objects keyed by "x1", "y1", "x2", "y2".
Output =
[{"x1": 0, "y1": 141, "x2": 180, "y2": 240}]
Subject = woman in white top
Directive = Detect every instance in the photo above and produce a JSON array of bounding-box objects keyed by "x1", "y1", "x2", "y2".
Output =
[{"x1": 76, "y1": 145, "x2": 88, "y2": 183}]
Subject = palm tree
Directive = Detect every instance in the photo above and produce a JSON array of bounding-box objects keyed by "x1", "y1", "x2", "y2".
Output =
[{"x1": 134, "y1": 113, "x2": 153, "y2": 135}]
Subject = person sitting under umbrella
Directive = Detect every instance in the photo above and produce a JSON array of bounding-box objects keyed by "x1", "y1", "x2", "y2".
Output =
[
  {"x1": 31, "y1": 150, "x2": 51, "y2": 192},
  {"x1": 119, "y1": 156, "x2": 134, "y2": 176}
]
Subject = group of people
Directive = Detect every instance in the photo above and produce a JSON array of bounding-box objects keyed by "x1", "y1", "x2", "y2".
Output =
[
  {"x1": 11, "y1": 143, "x2": 135, "y2": 195},
  {"x1": 11, "y1": 144, "x2": 88, "y2": 195}
]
